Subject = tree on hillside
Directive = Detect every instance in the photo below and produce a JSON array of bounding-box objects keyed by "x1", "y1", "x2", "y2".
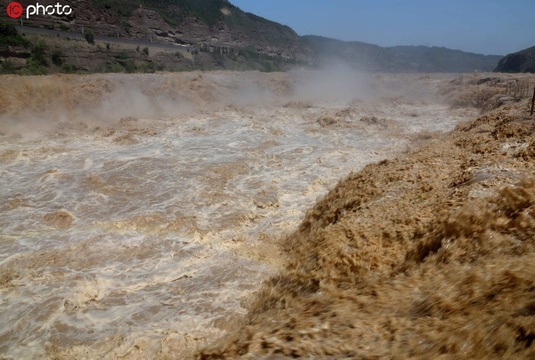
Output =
[
  {"x1": 0, "y1": 22, "x2": 30, "y2": 47},
  {"x1": 85, "y1": 30, "x2": 95, "y2": 45}
]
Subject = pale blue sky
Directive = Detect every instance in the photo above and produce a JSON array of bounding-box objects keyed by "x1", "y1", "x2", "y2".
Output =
[{"x1": 230, "y1": 0, "x2": 535, "y2": 55}]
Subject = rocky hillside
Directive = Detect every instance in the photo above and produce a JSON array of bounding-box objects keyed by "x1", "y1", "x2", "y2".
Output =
[
  {"x1": 494, "y1": 46, "x2": 535, "y2": 73},
  {"x1": 14, "y1": 0, "x2": 306, "y2": 61}
]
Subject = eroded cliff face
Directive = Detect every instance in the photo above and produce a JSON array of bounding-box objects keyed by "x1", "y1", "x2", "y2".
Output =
[{"x1": 16, "y1": 0, "x2": 307, "y2": 62}]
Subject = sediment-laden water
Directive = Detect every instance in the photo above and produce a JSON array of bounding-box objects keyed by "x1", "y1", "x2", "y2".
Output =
[{"x1": 0, "y1": 71, "x2": 478, "y2": 359}]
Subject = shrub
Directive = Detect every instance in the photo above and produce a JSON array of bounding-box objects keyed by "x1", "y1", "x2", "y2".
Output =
[
  {"x1": 23, "y1": 58, "x2": 48, "y2": 75},
  {"x1": 115, "y1": 51, "x2": 129, "y2": 60},
  {"x1": 104, "y1": 61, "x2": 125, "y2": 73},
  {"x1": 0, "y1": 23, "x2": 30, "y2": 47},
  {"x1": 51, "y1": 50, "x2": 63, "y2": 66},
  {"x1": 123, "y1": 60, "x2": 137, "y2": 73},
  {"x1": 142, "y1": 47, "x2": 149, "y2": 56},
  {"x1": 0, "y1": 59, "x2": 16, "y2": 74},
  {"x1": 84, "y1": 30, "x2": 95, "y2": 45},
  {"x1": 31, "y1": 39, "x2": 48, "y2": 66},
  {"x1": 140, "y1": 61, "x2": 164, "y2": 73},
  {"x1": 60, "y1": 62, "x2": 77, "y2": 73}
]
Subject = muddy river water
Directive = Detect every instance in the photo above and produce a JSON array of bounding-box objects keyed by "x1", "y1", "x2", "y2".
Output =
[{"x1": 0, "y1": 71, "x2": 478, "y2": 358}]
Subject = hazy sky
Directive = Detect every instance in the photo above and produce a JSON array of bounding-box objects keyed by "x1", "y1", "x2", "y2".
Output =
[{"x1": 230, "y1": 0, "x2": 535, "y2": 56}]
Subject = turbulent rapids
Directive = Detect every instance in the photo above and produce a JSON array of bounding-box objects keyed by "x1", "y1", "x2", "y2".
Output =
[{"x1": 1, "y1": 70, "x2": 534, "y2": 359}]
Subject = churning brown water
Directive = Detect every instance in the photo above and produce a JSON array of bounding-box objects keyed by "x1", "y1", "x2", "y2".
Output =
[{"x1": 0, "y1": 71, "x2": 505, "y2": 359}]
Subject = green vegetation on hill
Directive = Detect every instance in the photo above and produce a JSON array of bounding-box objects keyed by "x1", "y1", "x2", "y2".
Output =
[
  {"x1": 0, "y1": 23, "x2": 30, "y2": 47},
  {"x1": 494, "y1": 46, "x2": 535, "y2": 73}
]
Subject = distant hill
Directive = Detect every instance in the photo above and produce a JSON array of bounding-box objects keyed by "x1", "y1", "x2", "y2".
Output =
[
  {"x1": 302, "y1": 35, "x2": 408, "y2": 72},
  {"x1": 303, "y1": 36, "x2": 502, "y2": 72},
  {"x1": 390, "y1": 46, "x2": 502, "y2": 73},
  {"x1": 494, "y1": 46, "x2": 535, "y2": 73}
]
